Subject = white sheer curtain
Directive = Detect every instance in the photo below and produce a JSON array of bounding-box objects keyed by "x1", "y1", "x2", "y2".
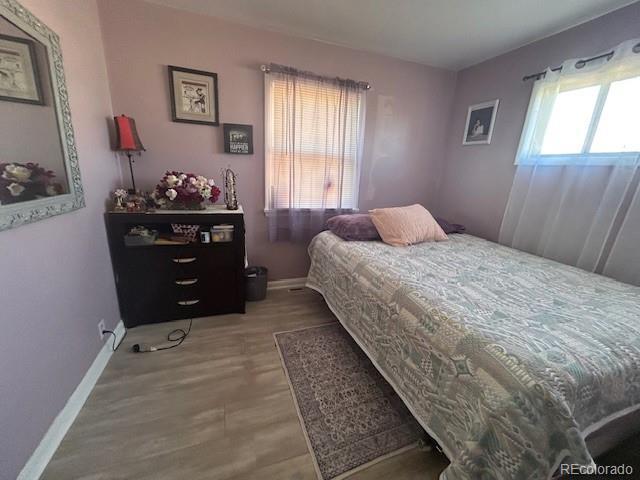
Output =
[
  {"x1": 500, "y1": 38, "x2": 640, "y2": 286},
  {"x1": 264, "y1": 64, "x2": 366, "y2": 242}
]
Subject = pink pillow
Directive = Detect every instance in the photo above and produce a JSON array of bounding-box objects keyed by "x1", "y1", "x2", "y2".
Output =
[{"x1": 369, "y1": 204, "x2": 448, "y2": 246}]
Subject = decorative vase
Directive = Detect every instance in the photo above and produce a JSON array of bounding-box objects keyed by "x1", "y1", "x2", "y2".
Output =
[{"x1": 223, "y1": 167, "x2": 239, "y2": 210}]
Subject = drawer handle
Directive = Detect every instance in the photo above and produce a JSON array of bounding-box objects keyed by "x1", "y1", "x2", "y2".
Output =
[
  {"x1": 172, "y1": 257, "x2": 196, "y2": 264},
  {"x1": 177, "y1": 299, "x2": 200, "y2": 306},
  {"x1": 175, "y1": 278, "x2": 198, "y2": 286}
]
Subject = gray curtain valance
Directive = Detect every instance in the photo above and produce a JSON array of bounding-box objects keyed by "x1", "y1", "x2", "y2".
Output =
[{"x1": 261, "y1": 63, "x2": 370, "y2": 90}]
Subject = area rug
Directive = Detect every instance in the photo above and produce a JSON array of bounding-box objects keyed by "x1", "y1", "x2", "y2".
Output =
[{"x1": 274, "y1": 323, "x2": 424, "y2": 480}]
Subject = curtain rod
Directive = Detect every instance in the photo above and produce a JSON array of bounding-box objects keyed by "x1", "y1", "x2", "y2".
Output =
[
  {"x1": 522, "y1": 41, "x2": 640, "y2": 82},
  {"x1": 260, "y1": 63, "x2": 371, "y2": 90}
]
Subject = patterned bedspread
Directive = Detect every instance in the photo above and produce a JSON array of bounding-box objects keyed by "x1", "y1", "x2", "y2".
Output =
[{"x1": 306, "y1": 231, "x2": 640, "y2": 480}]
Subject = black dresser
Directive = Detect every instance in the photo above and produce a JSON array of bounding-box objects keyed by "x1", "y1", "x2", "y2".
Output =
[{"x1": 105, "y1": 208, "x2": 246, "y2": 328}]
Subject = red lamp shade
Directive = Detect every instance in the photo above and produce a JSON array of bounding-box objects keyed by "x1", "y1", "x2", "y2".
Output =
[{"x1": 114, "y1": 115, "x2": 145, "y2": 152}]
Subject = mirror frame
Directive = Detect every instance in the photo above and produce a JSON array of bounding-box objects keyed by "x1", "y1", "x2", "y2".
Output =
[{"x1": 0, "y1": 0, "x2": 84, "y2": 231}]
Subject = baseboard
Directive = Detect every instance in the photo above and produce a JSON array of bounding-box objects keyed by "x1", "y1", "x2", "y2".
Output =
[
  {"x1": 267, "y1": 277, "x2": 307, "y2": 291},
  {"x1": 17, "y1": 320, "x2": 125, "y2": 480}
]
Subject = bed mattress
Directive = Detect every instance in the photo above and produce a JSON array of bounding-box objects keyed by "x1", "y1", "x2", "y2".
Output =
[{"x1": 306, "y1": 231, "x2": 640, "y2": 480}]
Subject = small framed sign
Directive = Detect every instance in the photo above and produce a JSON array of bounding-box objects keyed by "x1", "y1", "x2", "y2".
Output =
[
  {"x1": 223, "y1": 123, "x2": 253, "y2": 154},
  {"x1": 168, "y1": 65, "x2": 219, "y2": 126},
  {"x1": 0, "y1": 33, "x2": 43, "y2": 105},
  {"x1": 462, "y1": 99, "x2": 499, "y2": 145}
]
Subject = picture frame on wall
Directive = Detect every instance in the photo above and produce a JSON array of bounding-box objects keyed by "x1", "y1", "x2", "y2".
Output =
[
  {"x1": 223, "y1": 123, "x2": 253, "y2": 154},
  {"x1": 0, "y1": 33, "x2": 43, "y2": 105},
  {"x1": 462, "y1": 99, "x2": 499, "y2": 145},
  {"x1": 168, "y1": 65, "x2": 219, "y2": 125}
]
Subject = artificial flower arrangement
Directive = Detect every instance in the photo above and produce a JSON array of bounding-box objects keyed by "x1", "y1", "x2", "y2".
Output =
[
  {"x1": 0, "y1": 162, "x2": 63, "y2": 205},
  {"x1": 151, "y1": 171, "x2": 221, "y2": 210},
  {"x1": 113, "y1": 188, "x2": 128, "y2": 210},
  {"x1": 111, "y1": 188, "x2": 147, "y2": 212}
]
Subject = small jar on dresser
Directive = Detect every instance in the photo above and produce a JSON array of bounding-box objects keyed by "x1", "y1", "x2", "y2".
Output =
[{"x1": 105, "y1": 206, "x2": 246, "y2": 328}]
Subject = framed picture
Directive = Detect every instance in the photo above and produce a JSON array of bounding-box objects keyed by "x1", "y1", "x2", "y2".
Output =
[
  {"x1": 462, "y1": 99, "x2": 499, "y2": 145},
  {"x1": 223, "y1": 123, "x2": 253, "y2": 154},
  {"x1": 0, "y1": 33, "x2": 43, "y2": 105},
  {"x1": 168, "y1": 65, "x2": 219, "y2": 125}
]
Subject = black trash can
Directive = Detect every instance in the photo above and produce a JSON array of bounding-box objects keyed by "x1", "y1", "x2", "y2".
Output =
[{"x1": 245, "y1": 266, "x2": 268, "y2": 301}]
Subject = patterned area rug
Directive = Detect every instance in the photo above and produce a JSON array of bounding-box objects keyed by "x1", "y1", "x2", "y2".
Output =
[{"x1": 274, "y1": 323, "x2": 424, "y2": 480}]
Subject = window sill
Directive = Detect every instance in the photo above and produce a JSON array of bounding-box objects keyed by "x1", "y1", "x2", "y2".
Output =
[{"x1": 516, "y1": 152, "x2": 640, "y2": 167}]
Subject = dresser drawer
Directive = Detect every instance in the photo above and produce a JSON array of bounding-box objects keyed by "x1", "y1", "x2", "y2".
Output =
[
  {"x1": 167, "y1": 244, "x2": 236, "y2": 268},
  {"x1": 120, "y1": 266, "x2": 241, "y2": 325},
  {"x1": 122, "y1": 245, "x2": 236, "y2": 279}
]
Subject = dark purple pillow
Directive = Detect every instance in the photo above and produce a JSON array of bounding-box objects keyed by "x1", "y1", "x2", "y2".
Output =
[
  {"x1": 326, "y1": 214, "x2": 381, "y2": 241},
  {"x1": 435, "y1": 217, "x2": 466, "y2": 234}
]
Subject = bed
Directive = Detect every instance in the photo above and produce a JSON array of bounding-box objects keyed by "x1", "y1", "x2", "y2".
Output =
[{"x1": 306, "y1": 231, "x2": 640, "y2": 480}]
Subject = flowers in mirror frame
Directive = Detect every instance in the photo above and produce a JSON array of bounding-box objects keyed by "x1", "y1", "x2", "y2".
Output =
[
  {"x1": 151, "y1": 171, "x2": 221, "y2": 210},
  {"x1": 0, "y1": 162, "x2": 64, "y2": 205}
]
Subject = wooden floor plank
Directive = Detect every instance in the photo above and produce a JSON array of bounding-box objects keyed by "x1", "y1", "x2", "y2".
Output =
[{"x1": 42, "y1": 289, "x2": 447, "y2": 479}]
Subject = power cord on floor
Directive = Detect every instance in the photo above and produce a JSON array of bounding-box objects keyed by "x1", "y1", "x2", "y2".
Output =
[
  {"x1": 132, "y1": 318, "x2": 193, "y2": 353},
  {"x1": 102, "y1": 327, "x2": 128, "y2": 352}
]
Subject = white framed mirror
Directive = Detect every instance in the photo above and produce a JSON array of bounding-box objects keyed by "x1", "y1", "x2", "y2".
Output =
[{"x1": 0, "y1": 0, "x2": 84, "y2": 231}]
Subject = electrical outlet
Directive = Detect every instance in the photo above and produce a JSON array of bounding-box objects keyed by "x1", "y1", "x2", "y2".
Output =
[{"x1": 98, "y1": 319, "x2": 106, "y2": 340}]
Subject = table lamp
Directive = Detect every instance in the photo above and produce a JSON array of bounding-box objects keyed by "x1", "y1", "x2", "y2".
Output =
[{"x1": 113, "y1": 114, "x2": 145, "y2": 193}]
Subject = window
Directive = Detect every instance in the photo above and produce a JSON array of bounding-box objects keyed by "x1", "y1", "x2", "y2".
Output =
[
  {"x1": 539, "y1": 85, "x2": 600, "y2": 155},
  {"x1": 591, "y1": 76, "x2": 640, "y2": 153},
  {"x1": 517, "y1": 61, "x2": 640, "y2": 166},
  {"x1": 264, "y1": 72, "x2": 365, "y2": 211}
]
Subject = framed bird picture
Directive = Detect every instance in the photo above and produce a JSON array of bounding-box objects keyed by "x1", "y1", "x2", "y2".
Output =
[
  {"x1": 168, "y1": 65, "x2": 219, "y2": 126},
  {"x1": 0, "y1": 33, "x2": 43, "y2": 105}
]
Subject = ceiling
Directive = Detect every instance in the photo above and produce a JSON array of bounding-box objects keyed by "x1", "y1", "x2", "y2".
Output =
[{"x1": 145, "y1": 0, "x2": 636, "y2": 70}]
